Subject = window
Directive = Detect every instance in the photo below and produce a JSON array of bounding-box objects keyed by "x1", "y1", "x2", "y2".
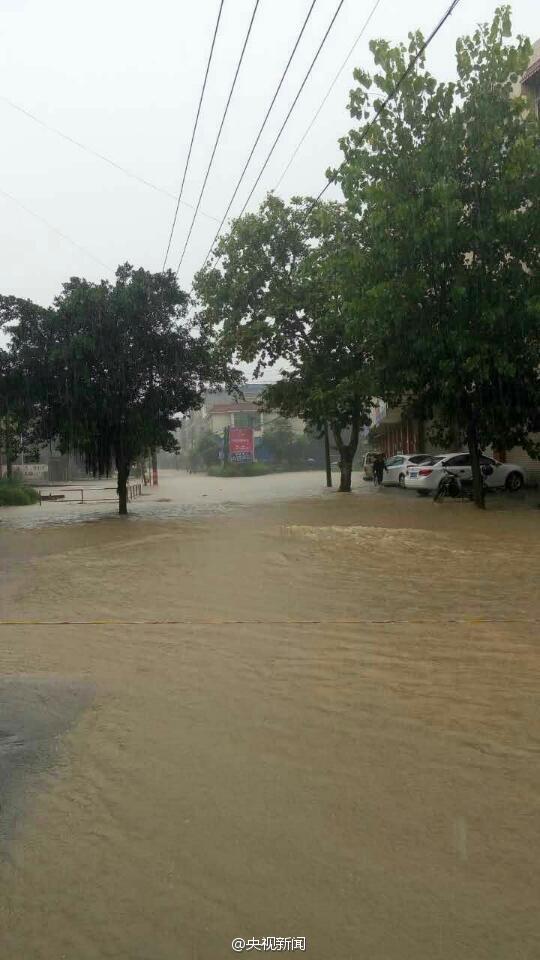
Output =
[
  {"x1": 234, "y1": 412, "x2": 261, "y2": 430},
  {"x1": 444, "y1": 454, "x2": 470, "y2": 466}
]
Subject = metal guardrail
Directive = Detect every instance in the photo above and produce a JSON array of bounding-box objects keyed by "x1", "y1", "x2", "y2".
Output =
[{"x1": 38, "y1": 482, "x2": 143, "y2": 505}]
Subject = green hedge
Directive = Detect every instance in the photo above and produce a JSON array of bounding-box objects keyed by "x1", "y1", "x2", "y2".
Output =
[
  {"x1": 207, "y1": 462, "x2": 274, "y2": 477},
  {"x1": 0, "y1": 478, "x2": 40, "y2": 506}
]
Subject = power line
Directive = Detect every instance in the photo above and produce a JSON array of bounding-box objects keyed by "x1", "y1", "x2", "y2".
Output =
[
  {"x1": 175, "y1": 0, "x2": 262, "y2": 278},
  {"x1": 193, "y1": 0, "x2": 462, "y2": 298},
  {"x1": 235, "y1": 0, "x2": 348, "y2": 222},
  {"x1": 162, "y1": 0, "x2": 226, "y2": 270},
  {"x1": 198, "y1": 0, "x2": 320, "y2": 275},
  {"x1": 313, "y1": 0, "x2": 463, "y2": 205},
  {"x1": 274, "y1": 0, "x2": 383, "y2": 192},
  {"x1": 0, "y1": 94, "x2": 219, "y2": 223},
  {"x1": 0, "y1": 187, "x2": 114, "y2": 273}
]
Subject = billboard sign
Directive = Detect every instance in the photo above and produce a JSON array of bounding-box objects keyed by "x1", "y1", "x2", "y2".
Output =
[{"x1": 229, "y1": 427, "x2": 254, "y2": 463}]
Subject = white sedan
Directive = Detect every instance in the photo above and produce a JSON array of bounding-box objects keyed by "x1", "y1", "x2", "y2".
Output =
[
  {"x1": 381, "y1": 453, "x2": 431, "y2": 487},
  {"x1": 405, "y1": 452, "x2": 525, "y2": 495}
]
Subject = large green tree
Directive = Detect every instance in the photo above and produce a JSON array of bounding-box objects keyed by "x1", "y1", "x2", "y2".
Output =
[
  {"x1": 195, "y1": 196, "x2": 372, "y2": 491},
  {"x1": 336, "y1": 6, "x2": 540, "y2": 506},
  {"x1": 190, "y1": 430, "x2": 222, "y2": 470},
  {"x1": 0, "y1": 301, "x2": 43, "y2": 478},
  {"x1": 7, "y1": 264, "x2": 223, "y2": 513}
]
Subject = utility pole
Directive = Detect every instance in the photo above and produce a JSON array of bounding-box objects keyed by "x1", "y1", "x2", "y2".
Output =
[{"x1": 324, "y1": 423, "x2": 332, "y2": 488}]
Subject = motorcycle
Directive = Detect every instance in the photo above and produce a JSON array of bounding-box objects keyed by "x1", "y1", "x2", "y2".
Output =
[{"x1": 434, "y1": 463, "x2": 493, "y2": 502}]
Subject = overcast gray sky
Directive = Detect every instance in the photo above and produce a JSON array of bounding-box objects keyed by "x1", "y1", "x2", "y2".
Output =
[{"x1": 0, "y1": 0, "x2": 537, "y2": 307}]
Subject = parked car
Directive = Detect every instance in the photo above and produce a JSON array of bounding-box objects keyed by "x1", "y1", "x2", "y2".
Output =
[
  {"x1": 381, "y1": 453, "x2": 431, "y2": 487},
  {"x1": 405, "y1": 452, "x2": 525, "y2": 495},
  {"x1": 363, "y1": 452, "x2": 384, "y2": 481}
]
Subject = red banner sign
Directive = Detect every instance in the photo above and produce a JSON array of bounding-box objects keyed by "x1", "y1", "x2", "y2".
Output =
[{"x1": 229, "y1": 427, "x2": 254, "y2": 462}]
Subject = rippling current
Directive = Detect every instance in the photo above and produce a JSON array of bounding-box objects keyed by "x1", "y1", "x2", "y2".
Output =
[{"x1": 1, "y1": 472, "x2": 539, "y2": 959}]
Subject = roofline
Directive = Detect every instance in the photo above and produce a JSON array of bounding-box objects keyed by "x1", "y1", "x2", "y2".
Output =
[{"x1": 522, "y1": 57, "x2": 540, "y2": 85}]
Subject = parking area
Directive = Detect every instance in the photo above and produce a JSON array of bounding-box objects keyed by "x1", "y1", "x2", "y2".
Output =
[{"x1": 362, "y1": 449, "x2": 535, "y2": 501}]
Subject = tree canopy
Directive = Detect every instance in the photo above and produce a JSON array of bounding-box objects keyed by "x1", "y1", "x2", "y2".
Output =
[
  {"x1": 7, "y1": 264, "x2": 226, "y2": 512},
  {"x1": 335, "y1": 5, "x2": 540, "y2": 504},
  {"x1": 195, "y1": 196, "x2": 373, "y2": 491}
]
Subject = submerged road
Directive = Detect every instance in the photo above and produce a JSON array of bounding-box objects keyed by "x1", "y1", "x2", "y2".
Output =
[{"x1": 1, "y1": 472, "x2": 539, "y2": 959}]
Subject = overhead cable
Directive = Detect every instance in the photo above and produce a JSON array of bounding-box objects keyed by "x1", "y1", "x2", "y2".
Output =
[
  {"x1": 274, "y1": 0, "x2": 383, "y2": 191},
  {"x1": 0, "y1": 94, "x2": 219, "y2": 223},
  {"x1": 162, "y1": 0, "x2": 226, "y2": 269},
  {"x1": 175, "y1": 0, "x2": 262, "y2": 277},
  {"x1": 198, "y1": 0, "x2": 320, "y2": 275},
  {"x1": 312, "y1": 0, "x2": 463, "y2": 205},
  {"x1": 0, "y1": 187, "x2": 114, "y2": 273},
  {"x1": 234, "y1": 0, "x2": 348, "y2": 221}
]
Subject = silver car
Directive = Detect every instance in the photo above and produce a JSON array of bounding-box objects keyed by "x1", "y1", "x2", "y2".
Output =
[{"x1": 382, "y1": 453, "x2": 432, "y2": 487}]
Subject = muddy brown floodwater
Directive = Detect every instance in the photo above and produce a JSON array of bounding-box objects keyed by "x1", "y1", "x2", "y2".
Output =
[{"x1": 0, "y1": 472, "x2": 539, "y2": 959}]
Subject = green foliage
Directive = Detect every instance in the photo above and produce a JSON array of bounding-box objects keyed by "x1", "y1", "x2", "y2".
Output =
[
  {"x1": 0, "y1": 326, "x2": 38, "y2": 475},
  {"x1": 207, "y1": 461, "x2": 272, "y2": 477},
  {"x1": 195, "y1": 196, "x2": 373, "y2": 492},
  {"x1": 5, "y1": 264, "x2": 229, "y2": 513},
  {"x1": 262, "y1": 418, "x2": 294, "y2": 463},
  {"x1": 0, "y1": 477, "x2": 40, "y2": 506},
  {"x1": 261, "y1": 419, "x2": 319, "y2": 466},
  {"x1": 190, "y1": 431, "x2": 222, "y2": 470},
  {"x1": 336, "y1": 5, "x2": 540, "y2": 505}
]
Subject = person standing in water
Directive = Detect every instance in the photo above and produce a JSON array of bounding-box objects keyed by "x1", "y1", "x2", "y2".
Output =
[{"x1": 373, "y1": 454, "x2": 385, "y2": 486}]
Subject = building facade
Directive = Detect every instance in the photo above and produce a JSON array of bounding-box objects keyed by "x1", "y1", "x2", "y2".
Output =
[
  {"x1": 179, "y1": 384, "x2": 306, "y2": 458},
  {"x1": 519, "y1": 37, "x2": 540, "y2": 117}
]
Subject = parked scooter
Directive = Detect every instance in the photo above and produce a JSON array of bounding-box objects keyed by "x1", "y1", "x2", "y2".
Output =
[{"x1": 434, "y1": 463, "x2": 493, "y2": 502}]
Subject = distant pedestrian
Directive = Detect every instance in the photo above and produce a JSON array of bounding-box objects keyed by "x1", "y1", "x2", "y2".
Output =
[{"x1": 373, "y1": 454, "x2": 385, "y2": 486}]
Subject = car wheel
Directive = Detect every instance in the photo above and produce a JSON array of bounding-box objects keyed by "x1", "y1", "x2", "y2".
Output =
[
  {"x1": 399, "y1": 473, "x2": 405, "y2": 487},
  {"x1": 505, "y1": 471, "x2": 523, "y2": 492},
  {"x1": 417, "y1": 490, "x2": 429, "y2": 497}
]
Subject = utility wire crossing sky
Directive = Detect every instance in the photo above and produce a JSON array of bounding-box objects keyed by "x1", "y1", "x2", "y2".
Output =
[{"x1": 0, "y1": 0, "x2": 537, "y2": 306}]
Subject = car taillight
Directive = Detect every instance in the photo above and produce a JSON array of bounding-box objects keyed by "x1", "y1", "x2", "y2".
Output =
[{"x1": 418, "y1": 468, "x2": 433, "y2": 476}]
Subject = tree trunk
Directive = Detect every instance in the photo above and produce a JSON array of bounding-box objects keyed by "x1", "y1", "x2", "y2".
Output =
[
  {"x1": 417, "y1": 417, "x2": 426, "y2": 453},
  {"x1": 151, "y1": 448, "x2": 158, "y2": 486},
  {"x1": 324, "y1": 422, "x2": 332, "y2": 488},
  {"x1": 117, "y1": 459, "x2": 129, "y2": 515},
  {"x1": 467, "y1": 422, "x2": 485, "y2": 509},
  {"x1": 4, "y1": 417, "x2": 13, "y2": 479},
  {"x1": 332, "y1": 412, "x2": 361, "y2": 493},
  {"x1": 339, "y1": 451, "x2": 353, "y2": 492}
]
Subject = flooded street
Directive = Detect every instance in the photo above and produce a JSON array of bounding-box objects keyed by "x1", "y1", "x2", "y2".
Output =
[{"x1": 1, "y1": 472, "x2": 539, "y2": 959}]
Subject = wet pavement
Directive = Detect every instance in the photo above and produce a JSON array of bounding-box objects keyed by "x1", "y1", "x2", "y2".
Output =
[
  {"x1": 0, "y1": 471, "x2": 539, "y2": 959},
  {"x1": 0, "y1": 676, "x2": 94, "y2": 851}
]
